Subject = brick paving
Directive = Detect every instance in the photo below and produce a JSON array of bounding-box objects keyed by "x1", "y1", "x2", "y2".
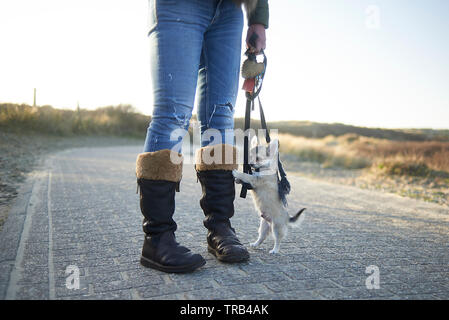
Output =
[{"x1": 1, "y1": 145, "x2": 448, "y2": 300}]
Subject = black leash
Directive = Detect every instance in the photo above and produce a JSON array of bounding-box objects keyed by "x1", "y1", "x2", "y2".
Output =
[
  {"x1": 239, "y1": 44, "x2": 265, "y2": 198},
  {"x1": 239, "y1": 47, "x2": 291, "y2": 205}
]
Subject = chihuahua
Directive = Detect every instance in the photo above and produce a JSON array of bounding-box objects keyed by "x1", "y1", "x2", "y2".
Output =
[{"x1": 233, "y1": 137, "x2": 306, "y2": 254}]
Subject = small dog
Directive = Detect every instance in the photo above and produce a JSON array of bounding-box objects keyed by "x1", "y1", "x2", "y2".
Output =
[{"x1": 233, "y1": 137, "x2": 306, "y2": 254}]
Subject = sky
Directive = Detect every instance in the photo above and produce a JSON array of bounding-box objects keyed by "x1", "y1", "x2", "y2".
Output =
[{"x1": 0, "y1": 0, "x2": 448, "y2": 129}]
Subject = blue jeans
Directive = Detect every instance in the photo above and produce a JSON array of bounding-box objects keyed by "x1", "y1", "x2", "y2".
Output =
[{"x1": 143, "y1": 0, "x2": 243, "y2": 153}]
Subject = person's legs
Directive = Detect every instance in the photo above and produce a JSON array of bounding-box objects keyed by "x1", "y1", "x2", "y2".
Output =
[
  {"x1": 195, "y1": 0, "x2": 249, "y2": 263},
  {"x1": 197, "y1": 0, "x2": 243, "y2": 147},
  {"x1": 137, "y1": 0, "x2": 219, "y2": 273},
  {"x1": 143, "y1": 0, "x2": 216, "y2": 153}
]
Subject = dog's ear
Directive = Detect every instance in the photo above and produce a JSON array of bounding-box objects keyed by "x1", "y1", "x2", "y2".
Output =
[
  {"x1": 251, "y1": 135, "x2": 259, "y2": 149},
  {"x1": 268, "y1": 138, "x2": 279, "y2": 156}
]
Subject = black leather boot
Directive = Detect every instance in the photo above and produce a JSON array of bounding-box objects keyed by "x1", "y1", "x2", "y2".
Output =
[
  {"x1": 195, "y1": 144, "x2": 250, "y2": 263},
  {"x1": 136, "y1": 150, "x2": 206, "y2": 273}
]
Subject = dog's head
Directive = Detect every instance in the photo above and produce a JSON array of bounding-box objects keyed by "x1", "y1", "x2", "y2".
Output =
[{"x1": 249, "y1": 136, "x2": 279, "y2": 175}]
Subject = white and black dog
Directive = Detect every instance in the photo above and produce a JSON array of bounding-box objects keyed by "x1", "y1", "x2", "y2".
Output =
[{"x1": 233, "y1": 137, "x2": 306, "y2": 254}]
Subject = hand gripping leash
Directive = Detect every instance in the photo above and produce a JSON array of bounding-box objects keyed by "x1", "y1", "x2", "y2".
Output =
[{"x1": 239, "y1": 35, "x2": 291, "y2": 205}]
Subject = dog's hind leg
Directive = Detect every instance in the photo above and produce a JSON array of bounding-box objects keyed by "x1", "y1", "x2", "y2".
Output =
[
  {"x1": 250, "y1": 218, "x2": 270, "y2": 247},
  {"x1": 269, "y1": 223, "x2": 286, "y2": 254}
]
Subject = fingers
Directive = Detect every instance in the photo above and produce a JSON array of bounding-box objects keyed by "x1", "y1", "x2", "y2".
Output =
[
  {"x1": 246, "y1": 42, "x2": 263, "y2": 54},
  {"x1": 246, "y1": 35, "x2": 265, "y2": 53}
]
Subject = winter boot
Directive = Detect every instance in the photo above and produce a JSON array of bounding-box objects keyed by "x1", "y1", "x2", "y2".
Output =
[
  {"x1": 136, "y1": 150, "x2": 206, "y2": 273},
  {"x1": 195, "y1": 144, "x2": 249, "y2": 263}
]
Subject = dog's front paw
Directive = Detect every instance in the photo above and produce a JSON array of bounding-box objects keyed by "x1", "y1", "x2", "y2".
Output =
[
  {"x1": 232, "y1": 170, "x2": 243, "y2": 184},
  {"x1": 269, "y1": 248, "x2": 279, "y2": 254}
]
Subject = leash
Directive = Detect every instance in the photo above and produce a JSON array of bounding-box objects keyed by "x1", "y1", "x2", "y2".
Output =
[{"x1": 239, "y1": 37, "x2": 291, "y2": 205}]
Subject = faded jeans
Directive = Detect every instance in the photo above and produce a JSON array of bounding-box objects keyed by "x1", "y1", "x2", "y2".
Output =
[{"x1": 143, "y1": 0, "x2": 244, "y2": 153}]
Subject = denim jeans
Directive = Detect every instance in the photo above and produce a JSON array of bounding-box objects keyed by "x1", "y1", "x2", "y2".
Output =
[{"x1": 143, "y1": 0, "x2": 243, "y2": 153}]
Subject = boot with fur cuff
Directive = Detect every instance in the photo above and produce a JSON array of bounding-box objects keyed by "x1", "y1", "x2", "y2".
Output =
[
  {"x1": 195, "y1": 144, "x2": 250, "y2": 263},
  {"x1": 137, "y1": 150, "x2": 205, "y2": 273}
]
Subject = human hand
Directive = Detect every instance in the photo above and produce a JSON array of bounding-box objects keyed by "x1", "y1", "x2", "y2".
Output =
[{"x1": 246, "y1": 24, "x2": 266, "y2": 54}]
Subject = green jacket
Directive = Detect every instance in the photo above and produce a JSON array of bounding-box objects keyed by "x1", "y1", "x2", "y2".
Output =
[{"x1": 248, "y1": 0, "x2": 269, "y2": 29}]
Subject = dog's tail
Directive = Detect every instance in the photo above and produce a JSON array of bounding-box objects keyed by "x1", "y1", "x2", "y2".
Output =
[{"x1": 289, "y1": 208, "x2": 306, "y2": 227}]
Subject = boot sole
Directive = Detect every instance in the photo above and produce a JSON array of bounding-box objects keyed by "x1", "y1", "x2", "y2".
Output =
[
  {"x1": 140, "y1": 255, "x2": 206, "y2": 273},
  {"x1": 208, "y1": 245, "x2": 250, "y2": 263}
]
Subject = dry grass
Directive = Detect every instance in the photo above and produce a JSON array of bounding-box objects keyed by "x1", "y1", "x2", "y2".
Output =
[
  {"x1": 279, "y1": 133, "x2": 449, "y2": 206},
  {"x1": 0, "y1": 103, "x2": 149, "y2": 137},
  {"x1": 354, "y1": 139, "x2": 449, "y2": 174},
  {"x1": 279, "y1": 133, "x2": 449, "y2": 177},
  {"x1": 278, "y1": 134, "x2": 371, "y2": 170}
]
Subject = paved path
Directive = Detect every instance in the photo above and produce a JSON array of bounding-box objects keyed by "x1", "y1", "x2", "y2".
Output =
[{"x1": 1, "y1": 145, "x2": 448, "y2": 300}]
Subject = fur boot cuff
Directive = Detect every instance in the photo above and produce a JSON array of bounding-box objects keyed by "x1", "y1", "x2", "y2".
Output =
[
  {"x1": 195, "y1": 144, "x2": 238, "y2": 172},
  {"x1": 136, "y1": 150, "x2": 183, "y2": 182}
]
